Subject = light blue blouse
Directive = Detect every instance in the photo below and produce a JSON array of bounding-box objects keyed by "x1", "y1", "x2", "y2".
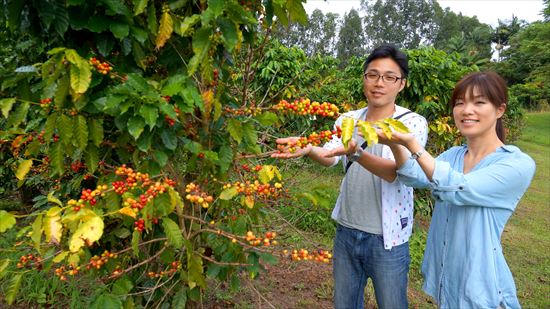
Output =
[{"x1": 398, "y1": 145, "x2": 535, "y2": 308}]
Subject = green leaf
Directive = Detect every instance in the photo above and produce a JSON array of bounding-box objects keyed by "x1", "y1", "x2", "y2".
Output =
[
  {"x1": 0, "y1": 259, "x2": 10, "y2": 281},
  {"x1": 162, "y1": 74, "x2": 187, "y2": 96},
  {"x1": 58, "y1": 114, "x2": 74, "y2": 146},
  {"x1": 218, "y1": 18, "x2": 238, "y2": 51},
  {"x1": 88, "y1": 118, "x2": 104, "y2": 147},
  {"x1": 110, "y1": 20, "x2": 130, "y2": 39},
  {"x1": 174, "y1": 14, "x2": 200, "y2": 37},
  {"x1": 241, "y1": 122, "x2": 258, "y2": 145},
  {"x1": 75, "y1": 115, "x2": 89, "y2": 150},
  {"x1": 85, "y1": 144, "x2": 100, "y2": 173},
  {"x1": 69, "y1": 58, "x2": 92, "y2": 95},
  {"x1": 50, "y1": 141, "x2": 65, "y2": 176},
  {"x1": 139, "y1": 104, "x2": 159, "y2": 128},
  {"x1": 112, "y1": 276, "x2": 134, "y2": 296},
  {"x1": 154, "y1": 150, "x2": 168, "y2": 167},
  {"x1": 0, "y1": 98, "x2": 16, "y2": 118},
  {"x1": 131, "y1": 230, "x2": 140, "y2": 257},
  {"x1": 127, "y1": 116, "x2": 146, "y2": 140},
  {"x1": 0, "y1": 210, "x2": 16, "y2": 233},
  {"x1": 55, "y1": 74, "x2": 70, "y2": 109},
  {"x1": 101, "y1": 0, "x2": 132, "y2": 17},
  {"x1": 162, "y1": 218, "x2": 183, "y2": 248},
  {"x1": 87, "y1": 15, "x2": 110, "y2": 32},
  {"x1": 15, "y1": 159, "x2": 33, "y2": 180},
  {"x1": 154, "y1": 193, "x2": 175, "y2": 217},
  {"x1": 160, "y1": 129, "x2": 177, "y2": 150},
  {"x1": 44, "y1": 113, "x2": 58, "y2": 143},
  {"x1": 125, "y1": 73, "x2": 150, "y2": 92},
  {"x1": 188, "y1": 27, "x2": 212, "y2": 75},
  {"x1": 4, "y1": 274, "x2": 22, "y2": 305},
  {"x1": 255, "y1": 112, "x2": 278, "y2": 126},
  {"x1": 172, "y1": 286, "x2": 188, "y2": 309},
  {"x1": 227, "y1": 118, "x2": 243, "y2": 144},
  {"x1": 6, "y1": 102, "x2": 29, "y2": 128},
  {"x1": 133, "y1": 0, "x2": 148, "y2": 15},
  {"x1": 219, "y1": 187, "x2": 238, "y2": 200},
  {"x1": 147, "y1": 3, "x2": 158, "y2": 35},
  {"x1": 130, "y1": 26, "x2": 148, "y2": 44},
  {"x1": 90, "y1": 293, "x2": 123, "y2": 309}
]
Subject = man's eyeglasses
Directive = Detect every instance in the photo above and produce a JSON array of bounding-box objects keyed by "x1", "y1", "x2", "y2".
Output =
[{"x1": 364, "y1": 72, "x2": 403, "y2": 84}]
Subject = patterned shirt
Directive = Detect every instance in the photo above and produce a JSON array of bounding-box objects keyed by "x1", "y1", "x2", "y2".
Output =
[
  {"x1": 324, "y1": 105, "x2": 428, "y2": 250},
  {"x1": 397, "y1": 145, "x2": 535, "y2": 308}
]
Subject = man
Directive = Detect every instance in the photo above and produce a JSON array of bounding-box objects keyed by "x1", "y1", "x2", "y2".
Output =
[{"x1": 272, "y1": 44, "x2": 428, "y2": 309}]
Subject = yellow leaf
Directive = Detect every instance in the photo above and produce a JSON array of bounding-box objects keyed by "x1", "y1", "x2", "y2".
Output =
[
  {"x1": 156, "y1": 9, "x2": 173, "y2": 49},
  {"x1": 357, "y1": 121, "x2": 378, "y2": 147},
  {"x1": 47, "y1": 191, "x2": 63, "y2": 206},
  {"x1": 201, "y1": 89, "x2": 214, "y2": 117},
  {"x1": 244, "y1": 195, "x2": 254, "y2": 209},
  {"x1": 118, "y1": 206, "x2": 137, "y2": 219},
  {"x1": 52, "y1": 251, "x2": 69, "y2": 263},
  {"x1": 375, "y1": 120, "x2": 392, "y2": 139},
  {"x1": 384, "y1": 118, "x2": 410, "y2": 133},
  {"x1": 31, "y1": 214, "x2": 43, "y2": 253},
  {"x1": 69, "y1": 215, "x2": 104, "y2": 252},
  {"x1": 15, "y1": 159, "x2": 33, "y2": 180},
  {"x1": 219, "y1": 187, "x2": 238, "y2": 200},
  {"x1": 44, "y1": 207, "x2": 63, "y2": 245},
  {"x1": 341, "y1": 117, "x2": 355, "y2": 147}
]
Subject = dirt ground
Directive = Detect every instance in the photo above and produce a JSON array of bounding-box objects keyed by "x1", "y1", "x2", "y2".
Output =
[
  {"x1": 202, "y1": 255, "x2": 435, "y2": 309},
  {"x1": 202, "y1": 257, "x2": 384, "y2": 309}
]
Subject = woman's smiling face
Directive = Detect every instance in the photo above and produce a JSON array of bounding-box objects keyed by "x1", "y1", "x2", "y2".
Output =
[{"x1": 453, "y1": 86, "x2": 505, "y2": 140}]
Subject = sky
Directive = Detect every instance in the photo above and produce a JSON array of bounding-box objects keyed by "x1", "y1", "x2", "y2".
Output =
[{"x1": 303, "y1": 0, "x2": 545, "y2": 26}]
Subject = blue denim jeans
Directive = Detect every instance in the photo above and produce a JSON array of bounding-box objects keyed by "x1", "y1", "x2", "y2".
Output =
[{"x1": 333, "y1": 224, "x2": 410, "y2": 309}]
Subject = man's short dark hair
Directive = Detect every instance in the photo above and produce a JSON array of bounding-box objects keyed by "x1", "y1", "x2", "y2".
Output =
[{"x1": 363, "y1": 44, "x2": 409, "y2": 78}]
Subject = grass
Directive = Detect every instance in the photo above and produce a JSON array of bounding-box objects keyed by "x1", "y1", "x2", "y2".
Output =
[{"x1": 502, "y1": 111, "x2": 550, "y2": 308}]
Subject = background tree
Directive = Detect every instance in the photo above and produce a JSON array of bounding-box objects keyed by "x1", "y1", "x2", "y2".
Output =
[
  {"x1": 336, "y1": 9, "x2": 365, "y2": 66},
  {"x1": 361, "y1": 0, "x2": 440, "y2": 49}
]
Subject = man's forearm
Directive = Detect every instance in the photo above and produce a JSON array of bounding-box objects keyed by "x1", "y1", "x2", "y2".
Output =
[
  {"x1": 306, "y1": 146, "x2": 338, "y2": 167},
  {"x1": 355, "y1": 152, "x2": 397, "y2": 182}
]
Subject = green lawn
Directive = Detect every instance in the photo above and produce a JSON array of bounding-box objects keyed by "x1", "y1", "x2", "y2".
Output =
[{"x1": 503, "y1": 112, "x2": 550, "y2": 308}]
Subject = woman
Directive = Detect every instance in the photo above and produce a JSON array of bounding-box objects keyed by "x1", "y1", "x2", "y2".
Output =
[{"x1": 377, "y1": 71, "x2": 535, "y2": 308}]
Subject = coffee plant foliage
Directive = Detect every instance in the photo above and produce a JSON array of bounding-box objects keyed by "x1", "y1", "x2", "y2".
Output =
[{"x1": 0, "y1": 0, "x2": 342, "y2": 307}]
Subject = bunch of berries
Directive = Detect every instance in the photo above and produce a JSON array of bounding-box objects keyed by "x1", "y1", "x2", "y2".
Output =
[
  {"x1": 222, "y1": 180, "x2": 284, "y2": 200},
  {"x1": 78, "y1": 185, "x2": 108, "y2": 206},
  {"x1": 273, "y1": 99, "x2": 340, "y2": 118},
  {"x1": 147, "y1": 261, "x2": 181, "y2": 278},
  {"x1": 242, "y1": 231, "x2": 278, "y2": 246},
  {"x1": 89, "y1": 57, "x2": 113, "y2": 75},
  {"x1": 86, "y1": 250, "x2": 117, "y2": 270},
  {"x1": 241, "y1": 164, "x2": 263, "y2": 172},
  {"x1": 71, "y1": 160, "x2": 85, "y2": 173},
  {"x1": 277, "y1": 127, "x2": 342, "y2": 153},
  {"x1": 223, "y1": 105, "x2": 263, "y2": 116},
  {"x1": 134, "y1": 218, "x2": 145, "y2": 232},
  {"x1": 54, "y1": 265, "x2": 80, "y2": 281},
  {"x1": 16, "y1": 254, "x2": 42, "y2": 269},
  {"x1": 185, "y1": 183, "x2": 214, "y2": 208},
  {"x1": 40, "y1": 98, "x2": 52, "y2": 108},
  {"x1": 282, "y1": 249, "x2": 333, "y2": 263}
]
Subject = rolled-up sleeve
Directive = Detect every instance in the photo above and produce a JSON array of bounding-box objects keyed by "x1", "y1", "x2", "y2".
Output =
[{"x1": 430, "y1": 153, "x2": 535, "y2": 210}]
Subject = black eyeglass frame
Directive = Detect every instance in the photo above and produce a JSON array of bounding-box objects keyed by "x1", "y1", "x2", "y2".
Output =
[{"x1": 363, "y1": 72, "x2": 404, "y2": 84}]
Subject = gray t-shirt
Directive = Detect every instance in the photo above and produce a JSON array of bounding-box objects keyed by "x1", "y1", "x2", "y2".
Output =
[{"x1": 335, "y1": 142, "x2": 384, "y2": 234}]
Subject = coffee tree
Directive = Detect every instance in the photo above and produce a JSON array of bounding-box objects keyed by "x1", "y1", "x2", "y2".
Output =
[{"x1": 0, "y1": 0, "x2": 330, "y2": 307}]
